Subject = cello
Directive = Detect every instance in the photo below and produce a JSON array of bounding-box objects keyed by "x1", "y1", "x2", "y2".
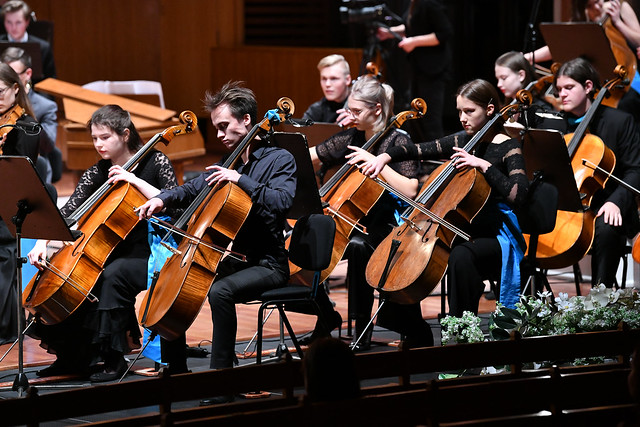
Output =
[
  {"x1": 289, "y1": 98, "x2": 427, "y2": 286},
  {"x1": 599, "y1": 12, "x2": 637, "y2": 108},
  {"x1": 22, "y1": 111, "x2": 198, "y2": 324},
  {"x1": 527, "y1": 66, "x2": 625, "y2": 270},
  {"x1": 365, "y1": 92, "x2": 531, "y2": 304},
  {"x1": 138, "y1": 98, "x2": 294, "y2": 341}
]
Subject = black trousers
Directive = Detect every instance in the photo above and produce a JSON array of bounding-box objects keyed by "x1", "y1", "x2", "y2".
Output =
[
  {"x1": 447, "y1": 238, "x2": 501, "y2": 317},
  {"x1": 207, "y1": 258, "x2": 288, "y2": 369},
  {"x1": 591, "y1": 215, "x2": 626, "y2": 288}
]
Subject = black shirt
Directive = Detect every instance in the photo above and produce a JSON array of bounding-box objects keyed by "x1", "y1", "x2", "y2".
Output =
[
  {"x1": 302, "y1": 97, "x2": 345, "y2": 123},
  {"x1": 157, "y1": 143, "x2": 297, "y2": 271}
]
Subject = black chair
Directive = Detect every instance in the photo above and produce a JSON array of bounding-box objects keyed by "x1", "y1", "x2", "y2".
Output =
[
  {"x1": 518, "y1": 178, "x2": 560, "y2": 296},
  {"x1": 255, "y1": 214, "x2": 336, "y2": 364}
]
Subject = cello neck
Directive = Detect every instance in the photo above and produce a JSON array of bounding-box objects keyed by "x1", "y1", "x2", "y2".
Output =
[{"x1": 566, "y1": 84, "x2": 610, "y2": 156}]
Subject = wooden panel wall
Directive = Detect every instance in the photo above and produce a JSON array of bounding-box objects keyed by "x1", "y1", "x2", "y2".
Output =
[
  {"x1": 25, "y1": 0, "x2": 243, "y2": 117},
  {"x1": 209, "y1": 46, "x2": 363, "y2": 119}
]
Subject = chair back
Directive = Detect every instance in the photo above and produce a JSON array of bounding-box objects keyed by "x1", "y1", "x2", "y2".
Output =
[
  {"x1": 288, "y1": 214, "x2": 335, "y2": 272},
  {"x1": 517, "y1": 180, "x2": 558, "y2": 235}
]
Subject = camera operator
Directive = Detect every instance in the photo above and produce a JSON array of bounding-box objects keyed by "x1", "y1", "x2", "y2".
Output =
[{"x1": 377, "y1": 0, "x2": 453, "y2": 143}]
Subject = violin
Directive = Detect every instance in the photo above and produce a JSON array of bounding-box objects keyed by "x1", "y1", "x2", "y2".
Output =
[
  {"x1": 289, "y1": 98, "x2": 427, "y2": 287},
  {"x1": 528, "y1": 66, "x2": 626, "y2": 269},
  {"x1": 0, "y1": 104, "x2": 25, "y2": 154},
  {"x1": 138, "y1": 98, "x2": 294, "y2": 341},
  {"x1": 22, "y1": 111, "x2": 198, "y2": 324},
  {"x1": 365, "y1": 92, "x2": 531, "y2": 304}
]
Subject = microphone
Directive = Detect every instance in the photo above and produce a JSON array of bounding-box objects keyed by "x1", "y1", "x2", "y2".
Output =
[{"x1": 16, "y1": 123, "x2": 41, "y2": 134}]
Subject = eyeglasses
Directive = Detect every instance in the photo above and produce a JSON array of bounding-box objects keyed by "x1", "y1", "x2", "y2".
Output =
[
  {"x1": 0, "y1": 85, "x2": 14, "y2": 98},
  {"x1": 14, "y1": 68, "x2": 28, "y2": 75},
  {"x1": 346, "y1": 106, "x2": 370, "y2": 117}
]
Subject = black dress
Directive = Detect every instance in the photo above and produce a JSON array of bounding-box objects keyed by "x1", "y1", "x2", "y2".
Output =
[
  {"x1": 33, "y1": 151, "x2": 178, "y2": 365},
  {"x1": 0, "y1": 115, "x2": 39, "y2": 344}
]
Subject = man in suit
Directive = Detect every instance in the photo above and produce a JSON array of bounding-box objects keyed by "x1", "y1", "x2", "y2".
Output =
[
  {"x1": 0, "y1": 46, "x2": 60, "y2": 183},
  {"x1": 1, "y1": 1, "x2": 56, "y2": 83}
]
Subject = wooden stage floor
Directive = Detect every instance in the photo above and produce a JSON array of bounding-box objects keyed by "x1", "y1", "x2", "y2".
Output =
[{"x1": 0, "y1": 262, "x2": 591, "y2": 372}]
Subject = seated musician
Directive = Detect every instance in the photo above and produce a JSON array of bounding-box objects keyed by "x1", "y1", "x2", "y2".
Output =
[
  {"x1": 551, "y1": 58, "x2": 640, "y2": 287},
  {"x1": 301, "y1": 54, "x2": 354, "y2": 128},
  {"x1": 357, "y1": 79, "x2": 529, "y2": 317},
  {"x1": 1, "y1": 1, "x2": 56, "y2": 82},
  {"x1": 308, "y1": 75, "x2": 433, "y2": 351},
  {"x1": 525, "y1": 0, "x2": 640, "y2": 124},
  {"x1": 0, "y1": 62, "x2": 38, "y2": 344},
  {"x1": 27, "y1": 105, "x2": 187, "y2": 381},
  {"x1": 136, "y1": 82, "x2": 297, "y2": 405},
  {"x1": 1, "y1": 46, "x2": 61, "y2": 183}
]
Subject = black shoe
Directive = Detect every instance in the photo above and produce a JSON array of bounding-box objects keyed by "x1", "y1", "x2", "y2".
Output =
[
  {"x1": 36, "y1": 359, "x2": 76, "y2": 377},
  {"x1": 89, "y1": 357, "x2": 127, "y2": 383},
  {"x1": 299, "y1": 311, "x2": 343, "y2": 346},
  {"x1": 199, "y1": 395, "x2": 235, "y2": 406}
]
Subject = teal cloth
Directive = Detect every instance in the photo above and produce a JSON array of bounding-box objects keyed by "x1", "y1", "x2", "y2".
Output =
[
  {"x1": 494, "y1": 203, "x2": 526, "y2": 309},
  {"x1": 142, "y1": 217, "x2": 178, "y2": 364}
]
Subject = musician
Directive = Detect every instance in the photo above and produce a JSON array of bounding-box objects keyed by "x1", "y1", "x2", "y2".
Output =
[
  {"x1": 525, "y1": 0, "x2": 640, "y2": 123},
  {"x1": 494, "y1": 51, "x2": 557, "y2": 133},
  {"x1": 0, "y1": 62, "x2": 38, "y2": 344},
  {"x1": 1, "y1": 46, "x2": 61, "y2": 183},
  {"x1": 376, "y1": 0, "x2": 453, "y2": 142},
  {"x1": 308, "y1": 75, "x2": 432, "y2": 351},
  {"x1": 358, "y1": 79, "x2": 529, "y2": 317},
  {"x1": 552, "y1": 58, "x2": 640, "y2": 287},
  {"x1": 136, "y1": 82, "x2": 296, "y2": 405},
  {"x1": 302, "y1": 54, "x2": 353, "y2": 127},
  {"x1": 0, "y1": 1, "x2": 56, "y2": 83},
  {"x1": 27, "y1": 104, "x2": 186, "y2": 381}
]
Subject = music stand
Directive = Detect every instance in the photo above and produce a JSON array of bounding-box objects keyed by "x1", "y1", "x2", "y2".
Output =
[
  {"x1": 0, "y1": 156, "x2": 78, "y2": 396},
  {"x1": 539, "y1": 22, "x2": 633, "y2": 106},
  {"x1": 520, "y1": 129, "x2": 583, "y2": 295},
  {"x1": 271, "y1": 132, "x2": 324, "y2": 220}
]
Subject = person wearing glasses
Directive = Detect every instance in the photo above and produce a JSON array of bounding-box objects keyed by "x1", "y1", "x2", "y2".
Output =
[
  {"x1": 0, "y1": 61, "x2": 39, "y2": 344},
  {"x1": 306, "y1": 75, "x2": 433, "y2": 351},
  {"x1": 1, "y1": 46, "x2": 61, "y2": 183}
]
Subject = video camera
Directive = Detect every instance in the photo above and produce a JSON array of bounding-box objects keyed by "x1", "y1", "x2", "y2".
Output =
[{"x1": 339, "y1": 0, "x2": 395, "y2": 25}]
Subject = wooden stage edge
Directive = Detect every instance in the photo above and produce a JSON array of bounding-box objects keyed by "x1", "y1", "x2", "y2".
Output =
[{"x1": 0, "y1": 271, "x2": 591, "y2": 372}]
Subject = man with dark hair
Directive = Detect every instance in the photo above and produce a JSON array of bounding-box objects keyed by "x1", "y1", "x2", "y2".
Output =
[
  {"x1": 0, "y1": 46, "x2": 61, "y2": 182},
  {"x1": 137, "y1": 81, "x2": 297, "y2": 404},
  {"x1": 1, "y1": 0, "x2": 56, "y2": 82}
]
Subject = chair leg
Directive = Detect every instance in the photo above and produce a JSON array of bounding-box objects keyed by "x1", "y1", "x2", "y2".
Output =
[
  {"x1": 573, "y1": 264, "x2": 582, "y2": 296},
  {"x1": 275, "y1": 305, "x2": 305, "y2": 359}
]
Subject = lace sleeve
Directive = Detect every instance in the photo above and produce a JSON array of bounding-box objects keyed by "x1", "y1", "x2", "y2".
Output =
[
  {"x1": 483, "y1": 138, "x2": 529, "y2": 207},
  {"x1": 386, "y1": 131, "x2": 468, "y2": 162},
  {"x1": 315, "y1": 128, "x2": 361, "y2": 167},
  {"x1": 60, "y1": 164, "x2": 105, "y2": 218}
]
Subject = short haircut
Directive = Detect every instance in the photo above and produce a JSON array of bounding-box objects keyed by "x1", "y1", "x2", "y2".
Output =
[
  {"x1": 555, "y1": 57, "x2": 601, "y2": 98},
  {"x1": 1, "y1": 1, "x2": 30, "y2": 19},
  {"x1": 317, "y1": 54, "x2": 350, "y2": 76},
  {"x1": 0, "y1": 46, "x2": 31, "y2": 69},
  {"x1": 203, "y1": 81, "x2": 258, "y2": 126}
]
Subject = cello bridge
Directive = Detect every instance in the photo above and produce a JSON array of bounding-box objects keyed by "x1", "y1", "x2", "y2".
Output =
[{"x1": 400, "y1": 216, "x2": 421, "y2": 233}]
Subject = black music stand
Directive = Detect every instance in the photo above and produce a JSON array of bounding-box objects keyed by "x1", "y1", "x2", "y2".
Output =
[
  {"x1": 271, "y1": 132, "x2": 324, "y2": 219},
  {"x1": 520, "y1": 129, "x2": 583, "y2": 296},
  {"x1": 0, "y1": 156, "x2": 78, "y2": 396},
  {"x1": 539, "y1": 22, "x2": 632, "y2": 97}
]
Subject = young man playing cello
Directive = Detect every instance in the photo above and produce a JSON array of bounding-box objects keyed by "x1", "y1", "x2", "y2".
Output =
[
  {"x1": 136, "y1": 81, "x2": 297, "y2": 405},
  {"x1": 553, "y1": 58, "x2": 640, "y2": 287}
]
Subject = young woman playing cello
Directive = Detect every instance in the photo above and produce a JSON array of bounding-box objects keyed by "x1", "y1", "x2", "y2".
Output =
[
  {"x1": 27, "y1": 105, "x2": 186, "y2": 381},
  {"x1": 309, "y1": 75, "x2": 433, "y2": 351},
  {"x1": 357, "y1": 79, "x2": 529, "y2": 317}
]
